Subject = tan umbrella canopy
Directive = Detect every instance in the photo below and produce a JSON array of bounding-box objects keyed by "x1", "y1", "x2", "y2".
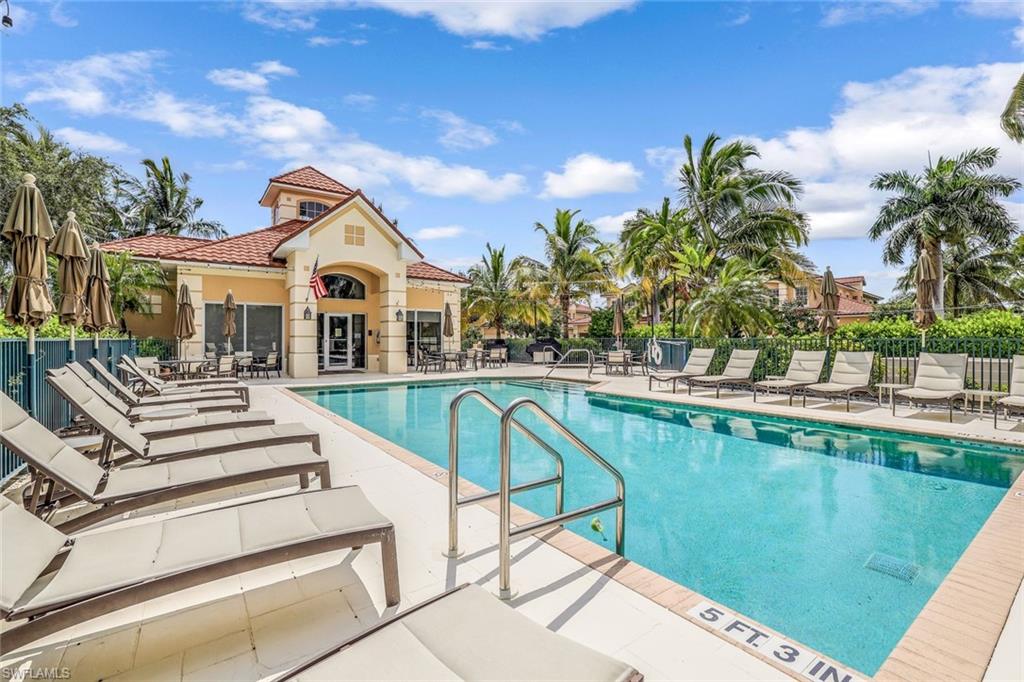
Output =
[
  {"x1": 174, "y1": 282, "x2": 196, "y2": 358},
  {"x1": 612, "y1": 298, "x2": 625, "y2": 349},
  {"x1": 82, "y1": 246, "x2": 115, "y2": 335},
  {"x1": 49, "y1": 211, "x2": 90, "y2": 360},
  {"x1": 442, "y1": 302, "x2": 454, "y2": 350},
  {"x1": 818, "y1": 267, "x2": 839, "y2": 337},
  {"x1": 3, "y1": 173, "x2": 55, "y2": 329},
  {"x1": 915, "y1": 249, "x2": 938, "y2": 328},
  {"x1": 223, "y1": 290, "x2": 237, "y2": 353}
]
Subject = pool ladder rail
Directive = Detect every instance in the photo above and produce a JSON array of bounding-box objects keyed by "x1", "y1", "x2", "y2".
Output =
[
  {"x1": 543, "y1": 347, "x2": 595, "y2": 379},
  {"x1": 446, "y1": 387, "x2": 626, "y2": 600}
]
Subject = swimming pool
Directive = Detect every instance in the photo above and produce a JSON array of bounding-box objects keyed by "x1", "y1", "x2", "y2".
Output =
[{"x1": 294, "y1": 378, "x2": 1024, "y2": 675}]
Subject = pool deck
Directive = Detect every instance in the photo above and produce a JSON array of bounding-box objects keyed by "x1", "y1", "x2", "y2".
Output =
[{"x1": 2, "y1": 365, "x2": 1021, "y2": 681}]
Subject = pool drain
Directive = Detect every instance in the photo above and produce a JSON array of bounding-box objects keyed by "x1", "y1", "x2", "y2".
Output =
[{"x1": 864, "y1": 553, "x2": 920, "y2": 584}]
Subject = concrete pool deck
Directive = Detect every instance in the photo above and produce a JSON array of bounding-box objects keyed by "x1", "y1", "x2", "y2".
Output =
[{"x1": 2, "y1": 365, "x2": 1021, "y2": 681}]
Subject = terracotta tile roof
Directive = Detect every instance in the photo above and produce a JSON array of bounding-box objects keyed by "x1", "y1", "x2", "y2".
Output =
[
  {"x1": 835, "y1": 276, "x2": 866, "y2": 285},
  {"x1": 407, "y1": 261, "x2": 469, "y2": 284},
  {"x1": 99, "y1": 234, "x2": 213, "y2": 259},
  {"x1": 166, "y1": 220, "x2": 306, "y2": 267},
  {"x1": 269, "y1": 166, "x2": 352, "y2": 195},
  {"x1": 814, "y1": 297, "x2": 874, "y2": 316}
]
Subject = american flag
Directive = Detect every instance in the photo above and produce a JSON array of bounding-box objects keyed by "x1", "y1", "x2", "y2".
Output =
[{"x1": 309, "y1": 256, "x2": 328, "y2": 300}]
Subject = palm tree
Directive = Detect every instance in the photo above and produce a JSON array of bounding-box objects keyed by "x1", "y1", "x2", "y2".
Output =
[
  {"x1": 869, "y1": 147, "x2": 1021, "y2": 318},
  {"x1": 681, "y1": 258, "x2": 775, "y2": 337},
  {"x1": 620, "y1": 198, "x2": 690, "y2": 332},
  {"x1": 464, "y1": 244, "x2": 537, "y2": 339},
  {"x1": 676, "y1": 133, "x2": 812, "y2": 282},
  {"x1": 529, "y1": 209, "x2": 613, "y2": 339},
  {"x1": 895, "y1": 239, "x2": 1019, "y2": 316},
  {"x1": 104, "y1": 251, "x2": 172, "y2": 334},
  {"x1": 119, "y1": 157, "x2": 225, "y2": 238},
  {"x1": 1001, "y1": 71, "x2": 1024, "y2": 143}
]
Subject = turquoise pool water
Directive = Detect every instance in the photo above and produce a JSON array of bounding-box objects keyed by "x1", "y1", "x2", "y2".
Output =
[{"x1": 294, "y1": 379, "x2": 1024, "y2": 674}]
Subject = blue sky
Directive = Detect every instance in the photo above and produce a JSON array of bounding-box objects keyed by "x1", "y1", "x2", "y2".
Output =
[{"x1": 2, "y1": 1, "x2": 1022, "y2": 298}]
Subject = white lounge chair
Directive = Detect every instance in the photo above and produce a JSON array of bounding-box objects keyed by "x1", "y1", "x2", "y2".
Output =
[
  {"x1": 894, "y1": 352, "x2": 968, "y2": 422},
  {"x1": 753, "y1": 350, "x2": 827, "y2": 405},
  {"x1": 119, "y1": 355, "x2": 247, "y2": 401},
  {"x1": 995, "y1": 355, "x2": 1024, "y2": 426},
  {"x1": 84, "y1": 358, "x2": 247, "y2": 408},
  {"x1": 0, "y1": 487, "x2": 398, "y2": 654},
  {"x1": 685, "y1": 349, "x2": 760, "y2": 399},
  {"x1": 278, "y1": 583, "x2": 641, "y2": 682},
  {"x1": 801, "y1": 351, "x2": 876, "y2": 412},
  {"x1": 648, "y1": 347, "x2": 717, "y2": 393}
]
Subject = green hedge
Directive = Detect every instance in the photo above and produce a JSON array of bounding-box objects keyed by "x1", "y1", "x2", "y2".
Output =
[{"x1": 0, "y1": 318, "x2": 127, "y2": 340}]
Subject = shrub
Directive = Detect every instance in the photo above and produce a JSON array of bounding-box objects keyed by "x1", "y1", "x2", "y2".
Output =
[
  {"x1": 0, "y1": 318, "x2": 127, "y2": 339},
  {"x1": 927, "y1": 310, "x2": 1024, "y2": 339}
]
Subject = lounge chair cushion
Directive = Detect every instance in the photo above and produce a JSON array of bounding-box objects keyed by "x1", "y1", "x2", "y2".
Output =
[
  {"x1": 911, "y1": 353, "x2": 967, "y2": 392},
  {"x1": 48, "y1": 368, "x2": 151, "y2": 456},
  {"x1": 803, "y1": 382, "x2": 861, "y2": 394},
  {"x1": 781, "y1": 350, "x2": 826, "y2": 383},
  {"x1": 0, "y1": 392, "x2": 104, "y2": 498},
  {"x1": 998, "y1": 395, "x2": 1024, "y2": 408},
  {"x1": 827, "y1": 351, "x2": 875, "y2": 387},
  {"x1": 95, "y1": 443, "x2": 325, "y2": 501},
  {"x1": 1009, "y1": 355, "x2": 1024, "y2": 398},
  {"x1": 145, "y1": 423, "x2": 315, "y2": 459},
  {"x1": 0, "y1": 498, "x2": 69, "y2": 613},
  {"x1": 721, "y1": 349, "x2": 759, "y2": 378},
  {"x1": 289, "y1": 584, "x2": 638, "y2": 681},
  {"x1": 10, "y1": 487, "x2": 389, "y2": 616},
  {"x1": 896, "y1": 387, "x2": 962, "y2": 400},
  {"x1": 755, "y1": 379, "x2": 802, "y2": 390},
  {"x1": 135, "y1": 411, "x2": 274, "y2": 437}
]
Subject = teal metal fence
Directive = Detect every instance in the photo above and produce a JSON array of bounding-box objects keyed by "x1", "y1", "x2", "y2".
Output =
[{"x1": 0, "y1": 338, "x2": 136, "y2": 483}]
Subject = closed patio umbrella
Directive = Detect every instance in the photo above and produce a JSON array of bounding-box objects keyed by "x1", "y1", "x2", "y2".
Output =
[
  {"x1": 442, "y1": 302, "x2": 454, "y2": 351},
  {"x1": 818, "y1": 267, "x2": 839, "y2": 338},
  {"x1": 2, "y1": 173, "x2": 55, "y2": 416},
  {"x1": 82, "y1": 246, "x2": 115, "y2": 356},
  {"x1": 915, "y1": 249, "x2": 938, "y2": 328},
  {"x1": 174, "y1": 282, "x2": 196, "y2": 360},
  {"x1": 612, "y1": 298, "x2": 625, "y2": 350},
  {"x1": 50, "y1": 210, "x2": 90, "y2": 361},
  {"x1": 223, "y1": 290, "x2": 236, "y2": 353}
]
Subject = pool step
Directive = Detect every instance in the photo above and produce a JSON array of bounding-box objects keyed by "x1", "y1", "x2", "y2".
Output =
[{"x1": 864, "y1": 552, "x2": 920, "y2": 583}]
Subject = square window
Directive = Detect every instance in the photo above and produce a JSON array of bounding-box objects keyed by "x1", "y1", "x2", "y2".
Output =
[
  {"x1": 795, "y1": 287, "x2": 809, "y2": 306},
  {"x1": 344, "y1": 224, "x2": 365, "y2": 246},
  {"x1": 147, "y1": 293, "x2": 162, "y2": 315}
]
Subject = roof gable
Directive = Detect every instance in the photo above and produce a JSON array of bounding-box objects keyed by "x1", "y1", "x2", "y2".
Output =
[{"x1": 259, "y1": 166, "x2": 353, "y2": 206}]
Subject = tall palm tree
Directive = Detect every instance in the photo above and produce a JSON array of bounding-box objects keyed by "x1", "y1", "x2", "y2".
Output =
[
  {"x1": 676, "y1": 133, "x2": 812, "y2": 282},
  {"x1": 464, "y1": 244, "x2": 536, "y2": 339},
  {"x1": 869, "y1": 147, "x2": 1021, "y2": 318},
  {"x1": 681, "y1": 258, "x2": 775, "y2": 337},
  {"x1": 620, "y1": 198, "x2": 689, "y2": 331},
  {"x1": 529, "y1": 209, "x2": 613, "y2": 339},
  {"x1": 1001, "y1": 71, "x2": 1024, "y2": 143},
  {"x1": 895, "y1": 239, "x2": 1019, "y2": 316},
  {"x1": 104, "y1": 251, "x2": 172, "y2": 334},
  {"x1": 119, "y1": 157, "x2": 225, "y2": 238}
]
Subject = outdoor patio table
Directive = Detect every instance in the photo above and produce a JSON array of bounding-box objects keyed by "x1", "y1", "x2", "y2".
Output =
[
  {"x1": 964, "y1": 389, "x2": 1009, "y2": 415},
  {"x1": 876, "y1": 382, "x2": 912, "y2": 408},
  {"x1": 156, "y1": 358, "x2": 209, "y2": 379}
]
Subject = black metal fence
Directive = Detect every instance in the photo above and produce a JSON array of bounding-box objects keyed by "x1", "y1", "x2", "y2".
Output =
[{"x1": 0, "y1": 338, "x2": 136, "y2": 483}]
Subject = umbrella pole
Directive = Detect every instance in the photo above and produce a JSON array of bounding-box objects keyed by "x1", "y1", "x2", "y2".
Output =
[
  {"x1": 68, "y1": 325, "x2": 75, "y2": 363},
  {"x1": 26, "y1": 328, "x2": 36, "y2": 418},
  {"x1": 93, "y1": 332, "x2": 99, "y2": 359}
]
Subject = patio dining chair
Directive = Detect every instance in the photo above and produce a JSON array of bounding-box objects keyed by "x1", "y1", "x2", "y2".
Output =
[
  {"x1": 0, "y1": 486, "x2": 398, "y2": 654},
  {"x1": 251, "y1": 350, "x2": 281, "y2": 379},
  {"x1": 685, "y1": 349, "x2": 760, "y2": 399},
  {"x1": 648, "y1": 347, "x2": 716, "y2": 393},
  {"x1": 485, "y1": 347, "x2": 508, "y2": 368},
  {"x1": 0, "y1": 390, "x2": 331, "y2": 534},
  {"x1": 800, "y1": 351, "x2": 876, "y2": 411},
  {"x1": 752, "y1": 350, "x2": 827, "y2": 405},
  {"x1": 894, "y1": 352, "x2": 968, "y2": 422},
  {"x1": 418, "y1": 347, "x2": 444, "y2": 373},
  {"x1": 605, "y1": 350, "x2": 633, "y2": 375},
  {"x1": 995, "y1": 355, "x2": 1024, "y2": 426}
]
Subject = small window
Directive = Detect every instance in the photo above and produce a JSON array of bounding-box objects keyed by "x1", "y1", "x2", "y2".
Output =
[
  {"x1": 344, "y1": 224, "x2": 365, "y2": 246},
  {"x1": 795, "y1": 287, "x2": 809, "y2": 306},
  {"x1": 146, "y1": 293, "x2": 162, "y2": 315},
  {"x1": 299, "y1": 201, "x2": 329, "y2": 220},
  {"x1": 321, "y1": 274, "x2": 366, "y2": 299}
]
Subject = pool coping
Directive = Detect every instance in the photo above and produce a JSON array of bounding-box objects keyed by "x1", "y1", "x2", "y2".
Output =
[{"x1": 281, "y1": 378, "x2": 1024, "y2": 682}]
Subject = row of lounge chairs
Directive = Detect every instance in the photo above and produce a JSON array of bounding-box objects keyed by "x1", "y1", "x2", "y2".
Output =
[
  {"x1": 650, "y1": 348, "x2": 1024, "y2": 423},
  {"x1": 1, "y1": 358, "x2": 641, "y2": 680}
]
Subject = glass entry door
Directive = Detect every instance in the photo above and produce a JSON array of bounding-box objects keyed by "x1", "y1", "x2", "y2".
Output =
[{"x1": 324, "y1": 314, "x2": 351, "y2": 370}]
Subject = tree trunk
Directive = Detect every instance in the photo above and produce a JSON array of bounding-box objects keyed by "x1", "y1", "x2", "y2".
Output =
[
  {"x1": 671, "y1": 274, "x2": 677, "y2": 338},
  {"x1": 933, "y1": 242, "x2": 945, "y2": 318},
  {"x1": 561, "y1": 296, "x2": 570, "y2": 339},
  {"x1": 651, "y1": 278, "x2": 661, "y2": 324}
]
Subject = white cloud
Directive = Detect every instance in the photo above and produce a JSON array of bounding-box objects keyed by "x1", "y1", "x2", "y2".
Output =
[
  {"x1": 13, "y1": 50, "x2": 161, "y2": 115},
  {"x1": 422, "y1": 109, "x2": 497, "y2": 150},
  {"x1": 49, "y1": 1, "x2": 77, "y2": 27},
  {"x1": 592, "y1": 211, "x2": 635, "y2": 237},
  {"x1": 821, "y1": 1, "x2": 937, "y2": 27},
  {"x1": 54, "y1": 127, "x2": 137, "y2": 154},
  {"x1": 4, "y1": 3, "x2": 37, "y2": 33},
  {"x1": 255, "y1": 60, "x2": 298, "y2": 77},
  {"x1": 344, "y1": 37, "x2": 368, "y2": 45},
  {"x1": 307, "y1": 35, "x2": 340, "y2": 46},
  {"x1": 240, "y1": 0, "x2": 635, "y2": 40},
  {"x1": 646, "y1": 62, "x2": 1023, "y2": 240},
  {"x1": 433, "y1": 255, "x2": 479, "y2": 271},
  {"x1": 466, "y1": 40, "x2": 511, "y2": 51},
  {"x1": 343, "y1": 92, "x2": 377, "y2": 110},
  {"x1": 134, "y1": 91, "x2": 241, "y2": 137},
  {"x1": 207, "y1": 68, "x2": 269, "y2": 93},
  {"x1": 198, "y1": 160, "x2": 253, "y2": 172},
  {"x1": 540, "y1": 153, "x2": 641, "y2": 199},
  {"x1": 414, "y1": 225, "x2": 466, "y2": 240},
  {"x1": 726, "y1": 12, "x2": 751, "y2": 26}
]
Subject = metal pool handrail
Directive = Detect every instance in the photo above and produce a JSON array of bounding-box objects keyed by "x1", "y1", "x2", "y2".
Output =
[
  {"x1": 544, "y1": 347, "x2": 595, "y2": 379},
  {"x1": 497, "y1": 397, "x2": 626, "y2": 600},
  {"x1": 446, "y1": 388, "x2": 565, "y2": 557}
]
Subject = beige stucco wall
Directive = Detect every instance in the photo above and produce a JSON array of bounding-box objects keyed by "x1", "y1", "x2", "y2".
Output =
[{"x1": 271, "y1": 189, "x2": 343, "y2": 224}]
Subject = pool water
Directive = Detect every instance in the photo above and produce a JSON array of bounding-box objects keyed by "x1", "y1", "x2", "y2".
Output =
[{"x1": 294, "y1": 379, "x2": 1024, "y2": 674}]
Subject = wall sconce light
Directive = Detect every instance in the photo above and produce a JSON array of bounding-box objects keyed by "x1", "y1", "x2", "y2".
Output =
[
  {"x1": 303, "y1": 306, "x2": 312, "y2": 320},
  {"x1": 2, "y1": 0, "x2": 13, "y2": 28},
  {"x1": 395, "y1": 309, "x2": 404, "y2": 322}
]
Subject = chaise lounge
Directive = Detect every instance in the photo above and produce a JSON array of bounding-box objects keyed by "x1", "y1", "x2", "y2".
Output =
[
  {"x1": 648, "y1": 347, "x2": 716, "y2": 393},
  {"x1": 752, "y1": 350, "x2": 827, "y2": 405},
  {"x1": 893, "y1": 352, "x2": 968, "y2": 422},
  {"x1": 118, "y1": 355, "x2": 249, "y2": 403},
  {"x1": 800, "y1": 351, "x2": 875, "y2": 412},
  {"x1": 685, "y1": 349, "x2": 760, "y2": 399},
  {"x1": 0, "y1": 486, "x2": 399, "y2": 655},
  {"x1": 83, "y1": 358, "x2": 248, "y2": 409},
  {"x1": 0, "y1": 391, "x2": 331, "y2": 533},
  {"x1": 994, "y1": 355, "x2": 1024, "y2": 426}
]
